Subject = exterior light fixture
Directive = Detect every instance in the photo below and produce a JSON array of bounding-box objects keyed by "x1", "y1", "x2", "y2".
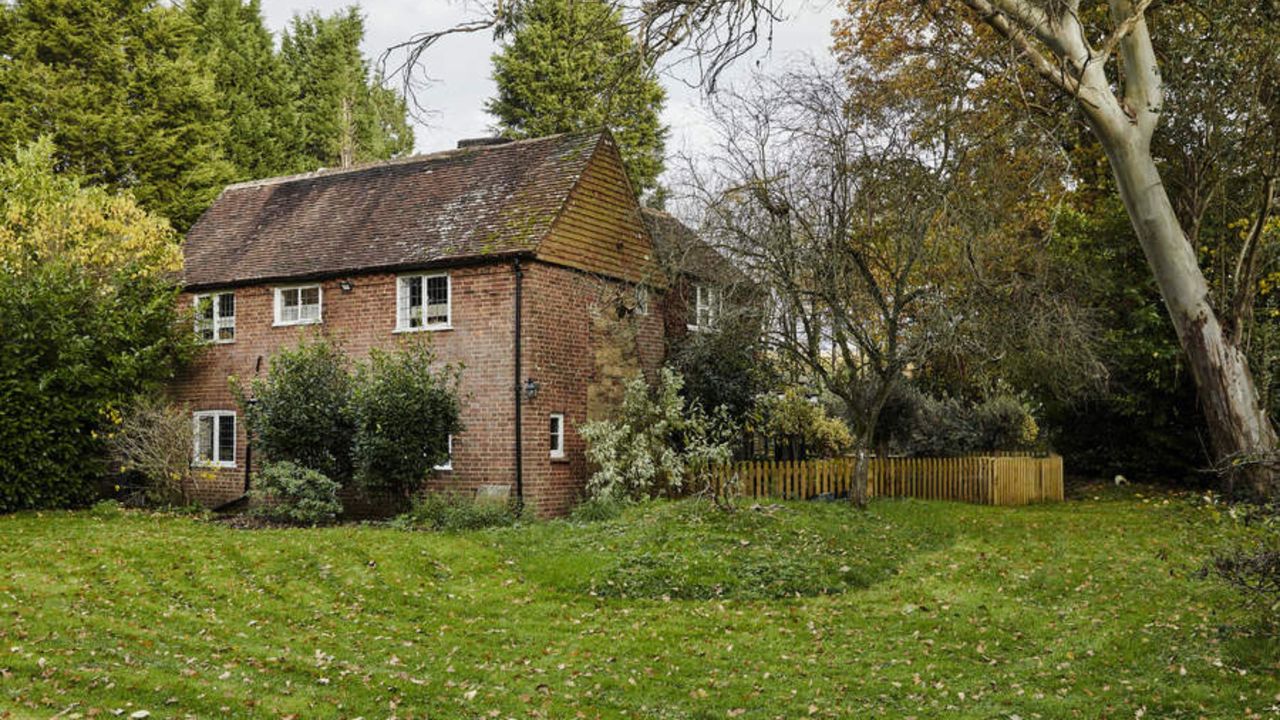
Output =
[
  {"x1": 339, "y1": 279, "x2": 354, "y2": 292},
  {"x1": 524, "y1": 378, "x2": 540, "y2": 402}
]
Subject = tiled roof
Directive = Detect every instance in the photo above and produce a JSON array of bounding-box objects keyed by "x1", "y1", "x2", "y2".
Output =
[
  {"x1": 640, "y1": 208, "x2": 740, "y2": 283},
  {"x1": 182, "y1": 131, "x2": 605, "y2": 289}
]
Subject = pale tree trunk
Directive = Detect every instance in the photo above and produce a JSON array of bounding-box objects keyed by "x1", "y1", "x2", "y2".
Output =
[
  {"x1": 959, "y1": 0, "x2": 1278, "y2": 497},
  {"x1": 1098, "y1": 133, "x2": 1278, "y2": 496}
]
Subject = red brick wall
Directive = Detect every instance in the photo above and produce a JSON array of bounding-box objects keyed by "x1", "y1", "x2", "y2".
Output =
[
  {"x1": 172, "y1": 259, "x2": 666, "y2": 517},
  {"x1": 519, "y1": 263, "x2": 665, "y2": 516}
]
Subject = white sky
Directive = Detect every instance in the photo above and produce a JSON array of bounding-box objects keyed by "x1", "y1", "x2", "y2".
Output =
[{"x1": 259, "y1": 0, "x2": 842, "y2": 164}]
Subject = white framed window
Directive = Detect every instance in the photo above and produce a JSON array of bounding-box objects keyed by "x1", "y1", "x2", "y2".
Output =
[
  {"x1": 194, "y1": 292, "x2": 236, "y2": 343},
  {"x1": 434, "y1": 435, "x2": 454, "y2": 471},
  {"x1": 193, "y1": 411, "x2": 236, "y2": 468},
  {"x1": 689, "y1": 284, "x2": 719, "y2": 331},
  {"x1": 549, "y1": 413, "x2": 565, "y2": 459},
  {"x1": 397, "y1": 273, "x2": 451, "y2": 331},
  {"x1": 274, "y1": 284, "x2": 322, "y2": 326},
  {"x1": 634, "y1": 285, "x2": 650, "y2": 316}
]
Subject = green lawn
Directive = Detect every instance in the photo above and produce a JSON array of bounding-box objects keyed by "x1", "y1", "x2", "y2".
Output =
[{"x1": 1, "y1": 488, "x2": 1277, "y2": 719}]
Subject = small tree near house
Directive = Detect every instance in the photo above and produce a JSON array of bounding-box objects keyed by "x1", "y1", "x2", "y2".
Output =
[{"x1": 351, "y1": 342, "x2": 464, "y2": 495}]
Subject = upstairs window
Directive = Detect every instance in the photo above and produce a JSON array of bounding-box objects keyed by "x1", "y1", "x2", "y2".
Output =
[
  {"x1": 690, "y1": 284, "x2": 719, "y2": 331},
  {"x1": 275, "y1": 285, "x2": 322, "y2": 326},
  {"x1": 194, "y1": 292, "x2": 235, "y2": 343},
  {"x1": 397, "y1": 273, "x2": 450, "y2": 331},
  {"x1": 193, "y1": 411, "x2": 236, "y2": 468},
  {"x1": 549, "y1": 413, "x2": 565, "y2": 459}
]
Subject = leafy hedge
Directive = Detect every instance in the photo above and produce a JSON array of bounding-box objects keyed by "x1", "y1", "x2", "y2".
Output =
[
  {"x1": 0, "y1": 140, "x2": 191, "y2": 513},
  {"x1": 239, "y1": 337, "x2": 462, "y2": 496},
  {"x1": 876, "y1": 384, "x2": 1040, "y2": 457}
]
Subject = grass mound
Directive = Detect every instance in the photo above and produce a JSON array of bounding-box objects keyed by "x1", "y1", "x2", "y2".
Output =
[{"x1": 513, "y1": 498, "x2": 954, "y2": 600}]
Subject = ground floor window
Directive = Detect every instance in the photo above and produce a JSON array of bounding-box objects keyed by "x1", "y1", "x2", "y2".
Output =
[
  {"x1": 434, "y1": 435, "x2": 453, "y2": 471},
  {"x1": 549, "y1": 413, "x2": 565, "y2": 459},
  {"x1": 193, "y1": 411, "x2": 236, "y2": 468}
]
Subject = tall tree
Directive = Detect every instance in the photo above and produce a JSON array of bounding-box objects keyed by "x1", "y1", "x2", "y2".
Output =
[
  {"x1": 486, "y1": 0, "x2": 668, "y2": 199},
  {"x1": 833, "y1": 0, "x2": 1279, "y2": 495},
  {"x1": 188, "y1": 0, "x2": 304, "y2": 179},
  {"x1": 0, "y1": 0, "x2": 233, "y2": 229},
  {"x1": 281, "y1": 8, "x2": 413, "y2": 170},
  {"x1": 0, "y1": 139, "x2": 193, "y2": 511}
]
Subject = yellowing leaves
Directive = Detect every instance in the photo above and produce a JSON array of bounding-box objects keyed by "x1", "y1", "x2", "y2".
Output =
[{"x1": 0, "y1": 138, "x2": 181, "y2": 283}]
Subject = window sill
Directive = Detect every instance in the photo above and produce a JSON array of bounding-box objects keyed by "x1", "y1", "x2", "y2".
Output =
[
  {"x1": 273, "y1": 319, "x2": 322, "y2": 328},
  {"x1": 395, "y1": 324, "x2": 452, "y2": 334},
  {"x1": 199, "y1": 339, "x2": 236, "y2": 346},
  {"x1": 433, "y1": 466, "x2": 453, "y2": 472},
  {"x1": 549, "y1": 454, "x2": 568, "y2": 462},
  {"x1": 194, "y1": 462, "x2": 236, "y2": 470}
]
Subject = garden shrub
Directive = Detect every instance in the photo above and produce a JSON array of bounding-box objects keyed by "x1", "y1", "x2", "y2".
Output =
[
  {"x1": 0, "y1": 140, "x2": 192, "y2": 513},
  {"x1": 110, "y1": 394, "x2": 212, "y2": 505},
  {"x1": 392, "y1": 491, "x2": 517, "y2": 531},
  {"x1": 975, "y1": 395, "x2": 1040, "y2": 451},
  {"x1": 239, "y1": 336, "x2": 355, "y2": 482},
  {"x1": 874, "y1": 384, "x2": 1040, "y2": 456},
  {"x1": 250, "y1": 461, "x2": 343, "y2": 525},
  {"x1": 351, "y1": 343, "x2": 463, "y2": 494},
  {"x1": 580, "y1": 368, "x2": 734, "y2": 502},
  {"x1": 755, "y1": 388, "x2": 854, "y2": 458}
]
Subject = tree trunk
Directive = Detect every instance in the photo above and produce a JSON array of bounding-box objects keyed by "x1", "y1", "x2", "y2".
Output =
[
  {"x1": 1100, "y1": 136, "x2": 1278, "y2": 496},
  {"x1": 851, "y1": 447, "x2": 869, "y2": 509}
]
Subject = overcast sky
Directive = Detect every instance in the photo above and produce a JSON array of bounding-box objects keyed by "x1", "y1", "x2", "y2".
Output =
[{"x1": 260, "y1": 0, "x2": 842, "y2": 162}]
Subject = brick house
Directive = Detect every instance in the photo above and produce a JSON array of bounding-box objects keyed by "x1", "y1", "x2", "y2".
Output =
[{"x1": 173, "y1": 130, "x2": 727, "y2": 517}]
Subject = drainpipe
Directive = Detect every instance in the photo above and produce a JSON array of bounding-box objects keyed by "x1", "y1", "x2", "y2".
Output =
[{"x1": 513, "y1": 257, "x2": 525, "y2": 509}]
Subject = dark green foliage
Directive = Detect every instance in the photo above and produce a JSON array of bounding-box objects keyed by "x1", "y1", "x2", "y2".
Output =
[
  {"x1": 281, "y1": 8, "x2": 414, "y2": 170},
  {"x1": 391, "y1": 491, "x2": 518, "y2": 532},
  {"x1": 0, "y1": 267, "x2": 188, "y2": 511},
  {"x1": 240, "y1": 337, "x2": 355, "y2": 483},
  {"x1": 667, "y1": 323, "x2": 772, "y2": 424},
  {"x1": 351, "y1": 343, "x2": 463, "y2": 494},
  {"x1": 875, "y1": 384, "x2": 1039, "y2": 457},
  {"x1": 250, "y1": 461, "x2": 342, "y2": 525},
  {"x1": 486, "y1": 0, "x2": 667, "y2": 198},
  {"x1": 0, "y1": 144, "x2": 192, "y2": 513},
  {"x1": 188, "y1": 0, "x2": 303, "y2": 179},
  {"x1": 0, "y1": 0, "x2": 234, "y2": 230},
  {"x1": 1038, "y1": 202, "x2": 1208, "y2": 482}
]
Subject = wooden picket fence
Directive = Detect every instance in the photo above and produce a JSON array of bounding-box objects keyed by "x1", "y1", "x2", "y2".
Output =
[{"x1": 708, "y1": 454, "x2": 1064, "y2": 506}]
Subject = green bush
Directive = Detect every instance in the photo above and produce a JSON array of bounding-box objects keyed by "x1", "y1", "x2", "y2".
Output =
[
  {"x1": 0, "y1": 140, "x2": 192, "y2": 513},
  {"x1": 351, "y1": 343, "x2": 463, "y2": 494},
  {"x1": 239, "y1": 336, "x2": 355, "y2": 482},
  {"x1": 875, "y1": 384, "x2": 1039, "y2": 457},
  {"x1": 392, "y1": 491, "x2": 517, "y2": 532},
  {"x1": 754, "y1": 388, "x2": 854, "y2": 458},
  {"x1": 975, "y1": 395, "x2": 1040, "y2": 451},
  {"x1": 250, "y1": 461, "x2": 343, "y2": 525}
]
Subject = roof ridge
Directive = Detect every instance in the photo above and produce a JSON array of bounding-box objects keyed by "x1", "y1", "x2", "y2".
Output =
[{"x1": 223, "y1": 129, "x2": 605, "y2": 192}]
